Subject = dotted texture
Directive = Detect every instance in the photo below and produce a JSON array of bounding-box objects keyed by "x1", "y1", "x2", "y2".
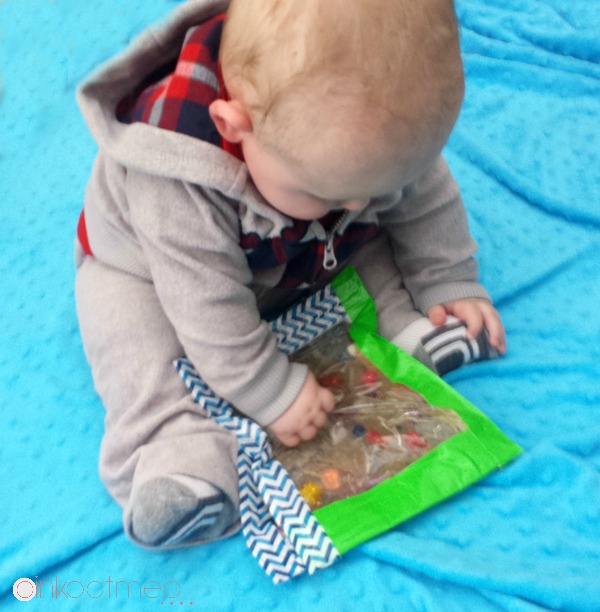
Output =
[{"x1": 1, "y1": 0, "x2": 599, "y2": 610}]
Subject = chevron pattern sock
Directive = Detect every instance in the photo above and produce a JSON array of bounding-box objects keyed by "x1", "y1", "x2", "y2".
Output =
[
  {"x1": 393, "y1": 316, "x2": 498, "y2": 376},
  {"x1": 130, "y1": 475, "x2": 234, "y2": 547}
]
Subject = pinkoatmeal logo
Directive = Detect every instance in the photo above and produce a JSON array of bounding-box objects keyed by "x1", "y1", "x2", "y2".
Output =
[{"x1": 12, "y1": 576, "x2": 195, "y2": 604}]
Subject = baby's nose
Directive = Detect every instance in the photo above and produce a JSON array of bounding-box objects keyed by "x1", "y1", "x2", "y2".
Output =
[{"x1": 341, "y1": 199, "x2": 369, "y2": 211}]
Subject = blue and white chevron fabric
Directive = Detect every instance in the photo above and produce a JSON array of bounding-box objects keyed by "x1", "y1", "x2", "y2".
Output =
[
  {"x1": 270, "y1": 284, "x2": 348, "y2": 354},
  {"x1": 175, "y1": 284, "x2": 347, "y2": 583}
]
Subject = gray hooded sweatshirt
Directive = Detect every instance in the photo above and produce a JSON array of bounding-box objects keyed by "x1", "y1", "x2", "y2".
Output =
[{"x1": 76, "y1": 0, "x2": 489, "y2": 427}]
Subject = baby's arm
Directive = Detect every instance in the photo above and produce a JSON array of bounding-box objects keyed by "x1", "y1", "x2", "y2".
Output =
[
  {"x1": 126, "y1": 173, "x2": 307, "y2": 427},
  {"x1": 268, "y1": 371, "x2": 336, "y2": 447},
  {"x1": 380, "y1": 157, "x2": 502, "y2": 342}
]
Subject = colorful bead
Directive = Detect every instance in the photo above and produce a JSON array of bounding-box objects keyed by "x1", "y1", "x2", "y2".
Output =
[
  {"x1": 360, "y1": 370, "x2": 379, "y2": 384},
  {"x1": 365, "y1": 430, "x2": 385, "y2": 445},
  {"x1": 352, "y1": 424, "x2": 366, "y2": 438},
  {"x1": 404, "y1": 430, "x2": 428, "y2": 451},
  {"x1": 300, "y1": 482, "x2": 322, "y2": 507},
  {"x1": 318, "y1": 373, "x2": 344, "y2": 388},
  {"x1": 321, "y1": 468, "x2": 341, "y2": 490}
]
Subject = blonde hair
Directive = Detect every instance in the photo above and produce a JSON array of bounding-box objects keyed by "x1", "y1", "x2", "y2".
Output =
[{"x1": 220, "y1": 0, "x2": 463, "y2": 157}]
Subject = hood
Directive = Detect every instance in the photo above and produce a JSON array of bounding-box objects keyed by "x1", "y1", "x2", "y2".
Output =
[{"x1": 76, "y1": 0, "x2": 243, "y2": 193}]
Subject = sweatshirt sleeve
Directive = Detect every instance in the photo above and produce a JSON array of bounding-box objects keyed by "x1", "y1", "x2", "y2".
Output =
[
  {"x1": 379, "y1": 156, "x2": 491, "y2": 313},
  {"x1": 126, "y1": 170, "x2": 308, "y2": 427}
]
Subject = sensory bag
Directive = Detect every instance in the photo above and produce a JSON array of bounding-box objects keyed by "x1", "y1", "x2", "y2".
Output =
[{"x1": 175, "y1": 267, "x2": 522, "y2": 583}]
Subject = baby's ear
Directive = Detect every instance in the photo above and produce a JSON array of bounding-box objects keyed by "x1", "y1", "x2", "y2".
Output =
[{"x1": 208, "y1": 99, "x2": 253, "y2": 143}]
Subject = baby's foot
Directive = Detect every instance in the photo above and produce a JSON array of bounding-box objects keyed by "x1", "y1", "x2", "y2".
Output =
[
  {"x1": 393, "y1": 316, "x2": 498, "y2": 375},
  {"x1": 129, "y1": 474, "x2": 235, "y2": 547}
]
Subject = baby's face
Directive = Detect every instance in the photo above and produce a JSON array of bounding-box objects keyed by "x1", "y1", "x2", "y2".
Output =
[
  {"x1": 241, "y1": 103, "x2": 459, "y2": 221},
  {"x1": 241, "y1": 134, "x2": 374, "y2": 219}
]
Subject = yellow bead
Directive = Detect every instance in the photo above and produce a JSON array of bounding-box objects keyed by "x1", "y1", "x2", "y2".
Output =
[{"x1": 300, "y1": 482, "x2": 322, "y2": 507}]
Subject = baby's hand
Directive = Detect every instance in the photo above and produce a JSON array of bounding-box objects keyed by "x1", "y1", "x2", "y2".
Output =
[
  {"x1": 427, "y1": 298, "x2": 507, "y2": 354},
  {"x1": 268, "y1": 371, "x2": 336, "y2": 447}
]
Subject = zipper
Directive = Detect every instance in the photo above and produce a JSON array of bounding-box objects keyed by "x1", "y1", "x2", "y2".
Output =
[{"x1": 322, "y1": 211, "x2": 350, "y2": 271}]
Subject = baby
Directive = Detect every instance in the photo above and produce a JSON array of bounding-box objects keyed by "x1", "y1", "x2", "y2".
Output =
[{"x1": 75, "y1": 0, "x2": 506, "y2": 549}]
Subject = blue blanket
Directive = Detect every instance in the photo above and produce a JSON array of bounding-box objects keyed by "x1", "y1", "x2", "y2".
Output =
[{"x1": 1, "y1": 1, "x2": 599, "y2": 609}]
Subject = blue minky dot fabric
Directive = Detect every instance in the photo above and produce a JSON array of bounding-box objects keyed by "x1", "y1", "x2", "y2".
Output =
[{"x1": 1, "y1": 0, "x2": 599, "y2": 610}]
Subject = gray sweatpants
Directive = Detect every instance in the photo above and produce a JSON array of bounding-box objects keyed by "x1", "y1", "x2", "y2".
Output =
[
  {"x1": 75, "y1": 231, "x2": 420, "y2": 542},
  {"x1": 76, "y1": 257, "x2": 241, "y2": 542}
]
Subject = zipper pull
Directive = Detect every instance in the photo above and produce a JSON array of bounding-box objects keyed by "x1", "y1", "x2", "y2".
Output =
[{"x1": 323, "y1": 234, "x2": 338, "y2": 270}]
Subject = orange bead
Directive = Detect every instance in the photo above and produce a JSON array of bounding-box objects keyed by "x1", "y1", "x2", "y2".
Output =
[{"x1": 321, "y1": 468, "x2": 341, "y2": 490}]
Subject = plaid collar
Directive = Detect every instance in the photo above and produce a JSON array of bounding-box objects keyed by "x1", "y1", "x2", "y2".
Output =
[{"x1": 117, "y1": 13, "x2": 242, "y2": 160}]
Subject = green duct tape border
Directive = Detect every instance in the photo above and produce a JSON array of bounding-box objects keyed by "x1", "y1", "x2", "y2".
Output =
[{"x1": 312, "y1": 267, "x2": 523, "y2": 554}]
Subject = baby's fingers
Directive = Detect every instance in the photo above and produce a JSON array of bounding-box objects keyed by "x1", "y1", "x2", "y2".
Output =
[
  {"x1": 276, "y1": 431, "x2": 301, "y2": 447},
  {"x1": 319, "y1": 386, "x2": 336, "y2": 411},
  {"x1": 450, "y1": 301, "x2": 484, "y2": 340},
  {"x1": 299, "y1": 424, "x2": 319, "y2": 442},
  {"x1": 312, "y1": 409, "x2": 329, "y2": 429},
  {"x1": 427, "y1": 304, "x2": 448, "y2": 326},
  {"x1": 480, "y1": 305, "x2": 507, "y2": 354}
]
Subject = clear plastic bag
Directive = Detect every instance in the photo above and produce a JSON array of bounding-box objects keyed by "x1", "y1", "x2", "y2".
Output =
[{"x1": 272, "y1": 323, "x2": 467, "y2": 509}]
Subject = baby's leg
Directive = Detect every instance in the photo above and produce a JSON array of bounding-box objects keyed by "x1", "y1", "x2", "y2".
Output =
[
  {"x1": 76, "y1": 257, "x2": 240, "y2": 549},
  {"x1": 350, "y1": 233, "x2": 497, "y2": 375}
]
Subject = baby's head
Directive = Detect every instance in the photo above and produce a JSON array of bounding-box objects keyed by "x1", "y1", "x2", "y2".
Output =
[{"x1": 209, "y1": 0, "x2": 465, "y2": 219}]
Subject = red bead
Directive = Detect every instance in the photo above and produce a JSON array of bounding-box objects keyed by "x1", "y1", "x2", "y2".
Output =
[
  {"x1": 365, "y1": 430, "x2": 385, "y2": 445},
  {"x1": 318, "y1": 373, "x2": 344, "y2": 388},
  {"x1": 360, "y1": 370, "x2": 379, "y2": 384},
  {"x1": 404, "y1": 430, "x2": 428, "y2": 450}
]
